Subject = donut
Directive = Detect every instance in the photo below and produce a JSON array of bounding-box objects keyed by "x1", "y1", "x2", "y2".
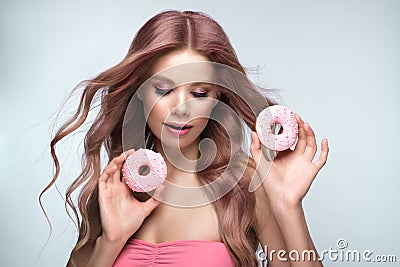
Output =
[
  {"x1": 255, "y1": 105, "x2": 298, "y2": 151},
  {"x1": 121, "y1": 148, "x2": 167, "y2": 192}
]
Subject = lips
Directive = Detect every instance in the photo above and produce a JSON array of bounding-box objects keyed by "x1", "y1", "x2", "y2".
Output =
[{"x1": 163, "y1": 122, "x2": 193, "y2": 130}]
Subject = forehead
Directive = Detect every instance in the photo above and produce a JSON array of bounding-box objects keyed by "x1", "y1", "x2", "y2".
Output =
[{"x1": 149, "y1": 50, "x2": 215, "y2": 85}]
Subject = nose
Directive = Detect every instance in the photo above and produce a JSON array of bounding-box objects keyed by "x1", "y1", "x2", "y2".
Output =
[{"x1": 171, "y1": 87, "x2": 190, "y2": 118}]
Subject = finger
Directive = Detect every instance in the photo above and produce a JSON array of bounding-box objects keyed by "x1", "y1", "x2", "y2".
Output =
[
  {"x1": 249, "y1": 131, "x2": 262, "y2": 166},
  {"x1": 108, "y1": 149, "x2": 136, "y2": 183},
  {"x1": 98, "y1": 168, "x2": 111, "y2": 183},
  {"x1": 98, "y1": 164, "x2": 117, "y2": 190},
  {"x1": 122, "y1": 148, "x2": 136, "y2": 160},
  {"x1": 113, "y1": 149, "x2": 136, "y2": 169},
  {"x1": 303, "y1": 123, "x2": 318, "y2": 160},
  {"x1": 120, "y1": 178, "x2": 135, "y2": 196},
  {"x1": 249, "y1": 131, "x2": 273, "y2": 185},
  {"x1": 141, "y1": 185, "x2": 164, "y2": 217},
  {"x1": 293, "y1": 114, "x2": 306, "y2": 153},
  {"x1": 99, "y1": 165, "x2": 117, "y2": 182},
  {"x1": 250, "y1": 131, "x2": 261, "y2": 152},
  {"x1": 314, "y1": 138, "x2": 329, "y2": 170}
]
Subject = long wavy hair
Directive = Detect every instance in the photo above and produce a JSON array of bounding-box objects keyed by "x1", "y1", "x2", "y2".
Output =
[{"x1": 40, "y1": 10, "x2": 277, "y2": 267}]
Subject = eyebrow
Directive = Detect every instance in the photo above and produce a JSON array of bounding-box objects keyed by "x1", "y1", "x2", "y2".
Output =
[{"x1": 151, "y1": 75, "x2": 175, "y2": 85}]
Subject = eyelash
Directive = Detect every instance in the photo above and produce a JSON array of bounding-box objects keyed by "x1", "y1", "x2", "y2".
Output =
[{"x1": 154, "y1": 87, "x2": 209, "y2": 98}]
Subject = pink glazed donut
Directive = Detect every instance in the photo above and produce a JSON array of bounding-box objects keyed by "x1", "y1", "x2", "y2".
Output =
[
  {"x1": 255, "y1": 105, "x2": 299, "y2": 151},
  {"x1": 122, "y1": 148, "x2": 167, "y2": 192}
]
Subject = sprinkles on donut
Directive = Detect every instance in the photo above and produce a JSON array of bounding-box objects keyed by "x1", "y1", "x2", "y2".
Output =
[
  {"x1": 122, "y1": 148, "x2": 167, "y2": 192},
  {"x1": 255, "y1": 105, "x2": 299, "y2": 152}
]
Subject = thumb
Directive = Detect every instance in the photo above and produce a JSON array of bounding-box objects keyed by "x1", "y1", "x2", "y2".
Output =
[
  {"x1": 141, "y1": 185, "x2": 164, "y2": 217},
  {"x1": 250, "y1": 131, "x2": 261, "y2": 152}
]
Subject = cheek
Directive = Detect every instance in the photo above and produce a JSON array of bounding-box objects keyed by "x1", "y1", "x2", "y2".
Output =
[
  {"x1": 146, "y1": 102, "x2": 166, "y2": 123},
  {"x1": 143, "y1": 94, "x2": 166, "y2": 118},
  {"x1": 142, "y1": 102, "x2": 168, "y2": 139},
  {"x1": 191, "y1": 102, "x2": 216, "y2": 131},
  {"x1": 191, "y1": 99, "x2": 216, "y2": 118}
]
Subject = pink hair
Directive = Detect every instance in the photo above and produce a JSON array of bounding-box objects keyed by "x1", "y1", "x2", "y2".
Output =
[{"x1": 40, "y1": 10, "x2": 277, "y2": 266}]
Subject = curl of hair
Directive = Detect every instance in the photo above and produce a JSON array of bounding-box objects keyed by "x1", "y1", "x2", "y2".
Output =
[{"x1": 40, "y1": 10, "x2": 278, "y2": 267}]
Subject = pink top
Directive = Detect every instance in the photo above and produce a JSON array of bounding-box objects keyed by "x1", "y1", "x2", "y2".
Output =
[{"x1": 113, "y1": 237, "x2": 236, "y2": 267}]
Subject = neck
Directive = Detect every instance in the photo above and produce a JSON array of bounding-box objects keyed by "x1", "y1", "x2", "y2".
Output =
[{"x1": 153, "y1": 138, "x2": 202, "y2": 185}]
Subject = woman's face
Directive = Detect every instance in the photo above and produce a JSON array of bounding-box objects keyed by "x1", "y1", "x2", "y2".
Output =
[{"x1": 139, "y1": 50, "x2": 220, "y2": 151}]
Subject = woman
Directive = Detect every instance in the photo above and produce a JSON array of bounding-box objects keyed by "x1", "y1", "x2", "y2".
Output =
[{"x1": 40, "y1": 10, "x2": 329, "y2": 267}]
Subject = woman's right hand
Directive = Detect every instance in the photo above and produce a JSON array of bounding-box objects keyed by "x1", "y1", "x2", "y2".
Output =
[{"x1": 97, "y1": 149, "x2": 164, "y2": 244}]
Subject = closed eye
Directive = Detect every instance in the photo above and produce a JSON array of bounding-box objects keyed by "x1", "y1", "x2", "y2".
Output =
[
  {"x1": 154, "y1": 87, "x2": 209, "y2": 98},
  {"x1": 191, "y1": 91, "x2": 208, "y2": 97},
  {"x1": 154, "y1": 87, "x2": 172, "y2": 95}
]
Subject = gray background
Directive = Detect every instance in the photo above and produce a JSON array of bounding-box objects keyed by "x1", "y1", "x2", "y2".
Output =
[{"x1": 1, "y1": 0, "x2": 399, "y2": 266}]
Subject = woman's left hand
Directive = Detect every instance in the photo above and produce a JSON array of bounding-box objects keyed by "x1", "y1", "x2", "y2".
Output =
[{"x1": 250, "y1": 114, "x2": 329, "y2": 216}]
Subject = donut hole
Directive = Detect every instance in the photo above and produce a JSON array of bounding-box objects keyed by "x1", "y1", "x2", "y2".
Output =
[
  {"x1": 271, "y1": 123, "x2": 283, "y2": 135},
  {"x1": 138, "y1": 164, "x2": 151, "y2": 176}
]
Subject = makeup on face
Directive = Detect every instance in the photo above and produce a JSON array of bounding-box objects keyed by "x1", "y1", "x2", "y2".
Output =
[
  {"x1": 141, "y1": 51, "x2": 219, "y2": 149},
  {"x1": 150, "y1": 75, "x2": 212, "y2": 98}
]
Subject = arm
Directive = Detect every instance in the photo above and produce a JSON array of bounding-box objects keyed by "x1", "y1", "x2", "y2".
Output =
[
  {"x1": 255, "y1": 190, "x2": 322, "y2": 266},
  {"x1": 253, "y1": 184, "x2": 290, "y2": 267},
  {"x1": 272, "y1": 204, "x2": 322, "y2": 266},
  {"x1": 251, "y1": 114, "x2": 329, "y2": 267}
]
